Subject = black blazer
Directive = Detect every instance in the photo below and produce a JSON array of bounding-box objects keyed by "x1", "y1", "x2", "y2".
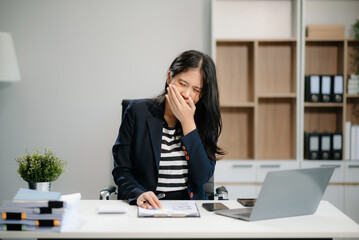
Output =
[{"x1": 112, "y1": 99, "x2": 216, "y2": 204}]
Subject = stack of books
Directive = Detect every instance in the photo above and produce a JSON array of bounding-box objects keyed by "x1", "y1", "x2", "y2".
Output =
[
  {"x1": 0, "y1": 188, "x2": 81, "y2": 232},
  {"x1": 348, "y1": 74, "x2": 359, "y2": 94}
]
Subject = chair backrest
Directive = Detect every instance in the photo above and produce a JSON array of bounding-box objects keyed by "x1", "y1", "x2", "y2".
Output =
[
  {"x1": 121, "y1": 99, "x2": 131, "y2": 120},
  {"x1": 120, "y1": 99, "x2": 214, "y2": 199}
]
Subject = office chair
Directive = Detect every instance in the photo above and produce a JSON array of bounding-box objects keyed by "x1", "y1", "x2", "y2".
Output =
[{"x1": 100, "y1": 99, "x2": 226, "y2": 200}]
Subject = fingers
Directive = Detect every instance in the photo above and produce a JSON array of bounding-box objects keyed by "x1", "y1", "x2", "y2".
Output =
[
  {"x1": 167, "y1": 85, "x2": 188, "y2": 110},
  {"x1": 165, "y1": 92, "x2": 173, "y2": 110},
  {"x1": 167, "y1": 85, "x2": 179, "y2": 108},
  {"x1": 147, "y1": 195, "x2": 163, "y2": 209},
  {"x1": 137, "y1": 191, "x2": 162, "y2": 209},
  {"x1": 170, "y1": 84, "x2": 187, "y2": 106},
  {"x1": 188, "y1": 96, "x2": 195, "y2": 110}
]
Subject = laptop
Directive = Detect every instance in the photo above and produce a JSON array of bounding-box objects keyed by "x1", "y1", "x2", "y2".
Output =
[{"x1": 215, "y1": 167, "x2": 334, "y2": 221}]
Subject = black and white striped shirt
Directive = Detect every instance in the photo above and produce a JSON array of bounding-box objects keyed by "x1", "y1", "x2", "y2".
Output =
[{"x1": 156, "y1": 125, "x2": 188, "y2": 192}]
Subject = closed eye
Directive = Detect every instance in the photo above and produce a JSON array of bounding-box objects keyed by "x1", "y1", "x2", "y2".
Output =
[{"x1": 194, "y1": 88, "x2": 201, "y2": 93}]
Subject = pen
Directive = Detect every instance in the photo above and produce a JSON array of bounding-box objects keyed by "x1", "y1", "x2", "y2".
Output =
[{"x1": 138, "y1": 193, "x2": 166, "y2": 206}]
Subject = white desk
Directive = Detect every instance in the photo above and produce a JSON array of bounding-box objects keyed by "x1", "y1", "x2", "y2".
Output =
[{"x1": 1, "y1": 200, "x2": 359, "y2": 239}]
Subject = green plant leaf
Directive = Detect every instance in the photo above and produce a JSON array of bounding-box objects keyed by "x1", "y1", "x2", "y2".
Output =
[{"x1": 15, "y1": 147, "x2": 67, "y2": 182}]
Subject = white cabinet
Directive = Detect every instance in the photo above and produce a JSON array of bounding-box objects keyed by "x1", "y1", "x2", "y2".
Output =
[
  {"x1": 323, "y1": 185, "x2": 345, "y2": 212},
  {"x1": 301, "y1": 161, "x2": 345, "y2": 211},
  {"x1": 215, "y1": 160, "x2": 257, "y2": 199},
  {"x1": 301, "y1": 161, "x2": 344, "y2": 183},
  {"x1": 344, "y1": 185, "x2": 359, "y2": 224},
  {"x1": 215, "y1": 161, "x2": 299, "y2": 200},
  {"x1": 215, "y1": 160, "x2": 255, "y2": 183},
  {"x1": 256, "y1": 161, "x2": 299, "y2": 182},
  {"x1": 215, "y1": 184, "x2": 259, "y2": 200},
  {"x1": 344, "y1": 162, "x2": 359, "y2": 224}
]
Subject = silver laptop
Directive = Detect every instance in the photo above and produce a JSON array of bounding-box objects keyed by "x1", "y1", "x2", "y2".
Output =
[{"x1": 215, "y1": 167, "x2": 334, "y2": 221}]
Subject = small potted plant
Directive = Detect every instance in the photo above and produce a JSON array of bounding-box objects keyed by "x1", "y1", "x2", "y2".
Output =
[{"x1": 15, "y1": 147, "x2": 67, "y2": 191}]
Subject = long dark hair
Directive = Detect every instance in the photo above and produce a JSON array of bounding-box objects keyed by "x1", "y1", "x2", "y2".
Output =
[{"x1": 158, "y1": 50, "x2": 225, "y2": 160}]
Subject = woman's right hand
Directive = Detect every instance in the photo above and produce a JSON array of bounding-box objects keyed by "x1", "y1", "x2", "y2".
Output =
[{"x1": 136, "y1": 191, "x2": 163, "y2": 209}]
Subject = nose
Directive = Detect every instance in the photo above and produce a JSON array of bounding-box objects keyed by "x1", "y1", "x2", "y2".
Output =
[{"x1": 181, "y1": 87, "x2": 191, "y2": 99}]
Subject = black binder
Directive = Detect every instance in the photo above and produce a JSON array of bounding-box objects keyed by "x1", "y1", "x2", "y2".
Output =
[
  {"x1": 320, "y1": 132, "x2": 332, "y2": 160},
  {"x1": 332, "y1": 132, "x2": 343, "y2": 160},
  {"x1": 305, "y1": 75, "x2": 320, "y2": 102},
  {"x1": 320, "y1": 76, "x2": 331, "y2": 102},
  {"x1": 304, "y1": 132, "x2": 320, "y2": 160},
  {"x1": 332, "y1": 75, "x2": 343, "y2": 103}
]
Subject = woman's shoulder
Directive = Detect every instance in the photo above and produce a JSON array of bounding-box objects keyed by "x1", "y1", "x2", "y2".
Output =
[
  {"x1": 126, "y1": 98, "x2": 162, "y2": 115},
  {"x1": 128, "y1": 98, "x2": 157, "y2": 109}
]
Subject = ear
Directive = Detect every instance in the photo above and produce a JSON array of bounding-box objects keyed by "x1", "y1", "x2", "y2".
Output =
[{"x1": 166, "y1": 71, "x2": 172, "y2": 85}]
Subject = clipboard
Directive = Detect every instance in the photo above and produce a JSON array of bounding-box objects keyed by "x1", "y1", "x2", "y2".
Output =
[{"x1": 137, "y1": 201, "x2": 200, "y2": 217}]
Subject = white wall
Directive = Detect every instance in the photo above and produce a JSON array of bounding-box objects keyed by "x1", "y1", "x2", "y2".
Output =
[{"x1": 0, "y1": 0, "x2": 211, "y2": 201}]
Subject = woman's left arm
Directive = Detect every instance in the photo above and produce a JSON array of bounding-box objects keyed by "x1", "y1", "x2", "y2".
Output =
[
  {"x1": 166, "y1": 84, "x2": 215, "y2": 185},
  {"x1": 180, "y1": 129, "x2": 216, "y2": 186}
]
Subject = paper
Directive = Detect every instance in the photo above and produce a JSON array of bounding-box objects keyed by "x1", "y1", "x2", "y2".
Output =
[{"x1": 138, "y1": 201, "x2": 200, "y2": 217}]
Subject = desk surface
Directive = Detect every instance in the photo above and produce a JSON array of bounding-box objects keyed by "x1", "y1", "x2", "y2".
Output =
[{"x1": 1, "y1": 200, "x2": 359, "y2": 239}]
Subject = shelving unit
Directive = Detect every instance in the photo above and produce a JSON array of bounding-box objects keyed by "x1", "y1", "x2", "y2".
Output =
[
  {"x1": 217, "y1": 39, "x2": 298, "y2": 160},
  {"x1": 213, "y1": 0, "x2": 299, "y2": 161},
  {"x1": 212, "y1": 0, "x2": 359, "y2": 222},
  {"x1": 302, "y1": 41, "x2": 359, "y2": 161},
  {"x1": 303, "y1": 39, "x2": 345, "y2": 160}
]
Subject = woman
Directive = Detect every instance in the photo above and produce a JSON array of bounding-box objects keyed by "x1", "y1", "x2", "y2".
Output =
[{"x1": 112, "y1": 50, "x2": 224, "y2": 209}]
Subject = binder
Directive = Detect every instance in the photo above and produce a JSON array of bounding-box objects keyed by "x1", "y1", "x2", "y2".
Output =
[
  {"x1": 305, "y1": 75, "x2": 320, "y2": 102},
  {"x1": 1, "y1": 211, "x2": 64, "y2": 220},
  {"x1": 332, "y1": 75, "x2": 343, "y2": 102},
  {"x1": 320, "y1": 76, "x2": 331, "y2": 102},
  {"x1": 304, "y1": 132, "x2": 320, "y2": 160},
  {"x1": 0, "y1": 219, "x2": 61, "y2": 227},
  {"x1": 320, "y1": 132, "x2": 332, "y2": 160},
  {"x1": 332, "y1": 132, "x2": 342, "y2": 160}
]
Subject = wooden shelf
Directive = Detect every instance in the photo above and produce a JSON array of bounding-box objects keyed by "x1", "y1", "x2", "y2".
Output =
[
  {"x1": 304, "y1": 102, "x2": 343, "y2": 107},
  {"x1": 347, "y1": 94, "x2": 359, "y2": 99},
  {"x1": 258, "y1": 93, "x2": 296, "y2": 98},
  {"x1": 257, "y1": 98, "x2": 296, "y2": 160},
  {"x1": 220, "y1": 102, "x2": 255, "y2": 108},
  {"x1": 216, "y1": 38, "x2": 297, "y2": 42},
  {"x1": 306, "y1": 38, "x2": 345, "y2": 42},
  {"x1": 304, "y1": 106, "x2": 343, "y2": 133},
  {"x1": 216, "y1": 41, "x2": 254, "y2": 104},
  {"x1": 215, "y1": 38, "x2": 297, "y2": 161},
  {"x1": 219, "y1": 107, "x2": 254, "y2": 160},
  {"x1": 257, "y1": 41, "x2": 297, "y2": 95},
  {"x1": 303, "y1": 38, "x2": 359, "y2": 160},
  {"x1": 305, "y1": 41, "x2": 344, "y2": 76}
]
